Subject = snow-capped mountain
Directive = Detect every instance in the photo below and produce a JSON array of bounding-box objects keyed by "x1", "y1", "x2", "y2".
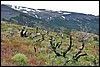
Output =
[{"x1": 1, "y1": 4, "x2": 99, "y2": 34}]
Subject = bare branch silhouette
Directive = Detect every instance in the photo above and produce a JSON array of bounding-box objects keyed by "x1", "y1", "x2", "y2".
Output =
[{"x1": 63, "y1": 35, "x2": 72, "y2": 57}]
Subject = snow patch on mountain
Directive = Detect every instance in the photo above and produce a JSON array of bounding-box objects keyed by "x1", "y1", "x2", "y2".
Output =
[
  {"x1": 35, "y1": 15, "x2": 38, "y2": 18},
  {"x1": 63, "y1": 13, "x2": 71, "y2": 14},
  {"x1": 23, "y1": 11, "x2": 28, "y2": 13},
  {"x1": 61, "y1": 16, "x2": 65, "y2": 19}
]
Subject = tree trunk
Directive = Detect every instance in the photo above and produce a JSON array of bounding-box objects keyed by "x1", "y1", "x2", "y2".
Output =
[{"x1": 63, "y1": 35, "x2": 72, "y2": 57}]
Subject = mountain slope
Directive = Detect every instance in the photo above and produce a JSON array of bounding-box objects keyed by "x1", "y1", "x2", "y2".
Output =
[
  {"x1": 1, "y1": 4, "x2": 99, "y2": 34},
  {"x1": 1, "y1": 21, "x2": 99, "y2": 66}
]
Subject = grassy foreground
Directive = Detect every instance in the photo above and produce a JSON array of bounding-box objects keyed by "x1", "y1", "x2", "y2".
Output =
[{"x1": 1, "y1": 21, "x2": 99, "y2": 66}]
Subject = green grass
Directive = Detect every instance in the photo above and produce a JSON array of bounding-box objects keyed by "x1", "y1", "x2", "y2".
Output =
[{"x1": 1, "y1": 21, "x2": 99, "y2": 66}]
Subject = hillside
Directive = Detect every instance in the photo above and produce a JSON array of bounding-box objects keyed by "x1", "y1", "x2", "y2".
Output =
[
  {"x1": 1, "y1": 21, "x2": 99, "y2": 66},
  {"x1": 1, "y1": 4, "x2": 99, "y2": 34}
]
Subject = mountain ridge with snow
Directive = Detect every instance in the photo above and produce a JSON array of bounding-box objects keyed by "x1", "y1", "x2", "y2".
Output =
[{"x1": 1, "y1": 4, "x2": 99, "y2": 34}]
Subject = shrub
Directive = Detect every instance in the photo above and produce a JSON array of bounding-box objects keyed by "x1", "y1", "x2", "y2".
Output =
[
  {"x1": 12, "y1": 53, "x2": 28, "y2": 66},
  {"x1": 84, "y1": 55, "x2": 94, "y2": 63},
  {"x1": 93, "y1": 36, "x2": 99, "y2": 41}
]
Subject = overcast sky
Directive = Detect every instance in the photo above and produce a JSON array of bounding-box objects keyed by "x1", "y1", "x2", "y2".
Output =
[{"x1": 1, "y1": 1, "x2": 99, "y2": 16}]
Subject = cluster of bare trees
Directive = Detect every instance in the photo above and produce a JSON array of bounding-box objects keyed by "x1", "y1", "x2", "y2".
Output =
[
  {"x1": 49, "y1": 35, "x2": 73, "y2": 57},
  {"x1": 20, "y1": 26, "x2": 47, "y2": 44},
  {"x1": 20, "y1": 26, "x2": 30, "y2": 37},
  {"x1": 19, "y1": 24, "x2": 98, "y2": 65},
  {"x1": 49, "y1": 34, "x2": 88, "y2": 64},
  {"x1": 20, "y1": 26, "x2": 88, "y2": 63}
]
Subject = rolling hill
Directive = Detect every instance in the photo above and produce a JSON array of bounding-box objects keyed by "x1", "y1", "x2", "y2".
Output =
[
  {"x1": 1, "y1": 4, "x2": 99, "y2": 35},
  {"x1": 1, "y1": 21, "x2": 99, "y2": 66}
]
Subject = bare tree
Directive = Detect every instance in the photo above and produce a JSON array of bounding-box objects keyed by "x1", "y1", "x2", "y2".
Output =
[
  {"x1": 63, "y1": 35, "x2": 72, "y2": 57},
  {"x1": 34, "y1": 46, "x2": 36, "y2": 52},
  {"x1": 49, "y1": 35, "x2": 73, "y2": 57},
  {"x1": 20, "y1": 26, "x2": 26, "y2": 37},
  {"x1": 72, "y1": 40, "x2": 85, "y2": 59},
  {"x1": 23, "y1": 30, "x2": 28, "y2": 37},
  {"x1": 49, "y1": 36, "x2": 62, "y2": 56},
  {"x1": 74, "y1": 53, "x2": 87, "y2": 61}
]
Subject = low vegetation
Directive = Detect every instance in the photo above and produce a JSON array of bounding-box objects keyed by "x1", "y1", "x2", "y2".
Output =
[{"x1": 1, "y1": 21, "x2": 99, "y2": 66}]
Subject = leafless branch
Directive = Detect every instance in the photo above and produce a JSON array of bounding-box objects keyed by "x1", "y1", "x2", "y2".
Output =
[{"x1": 63, "y1": 35, "x2": 72, "y2": 57}]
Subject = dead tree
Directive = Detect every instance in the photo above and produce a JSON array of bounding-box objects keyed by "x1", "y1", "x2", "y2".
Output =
[
  {"x1": 56, "y1": 42, "x2": 59, "y2": 48},
  {"x1": 72, "y1": 40, "x2": 85, "y2": 59},
  {"x1": 53, "y1": 48, "x2": 62, "y2": 56},
  {"x1": 49, "y1": 36, "x2": 56, "y2": 49},
  {"x1": 74, "y1": 53, "x2": 87, "y2": 61},
  {"x1": 34, "y1": 46, "x2": 36, "y2": 52},
  {"x1": 49, "y1": 35, "x2": 73, "y2": 57},
  {"x1": 64, "y1": 53, "x2": 87, "y2": 64},
  {"x1": 23, "y1": 30, "x2": 28, "y2": 37},
  {"x1": 20, "y1": 30, "x2": 24, "y2": 37},
  {"x1": 63, "y1": 35, "x2": 72, "y2": 57},
  {"x1": 80, "y1": 40, "x2": 84, "y2": 50},
  {"x1": 65, "y1": 53, "x2": 87, "y2": 64},
  {"x1": 56, "y1": 41, "x2": 62, "y2": 48},
  {"x1": 20, "y1": 27, "x2": 25, "y2": 37},
  {"x1": 48, "y1": 32, "x2": 88, "y2": 64},
  {"x1": 49, "y1": 36, "x2": 62, "y2": 56}
]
